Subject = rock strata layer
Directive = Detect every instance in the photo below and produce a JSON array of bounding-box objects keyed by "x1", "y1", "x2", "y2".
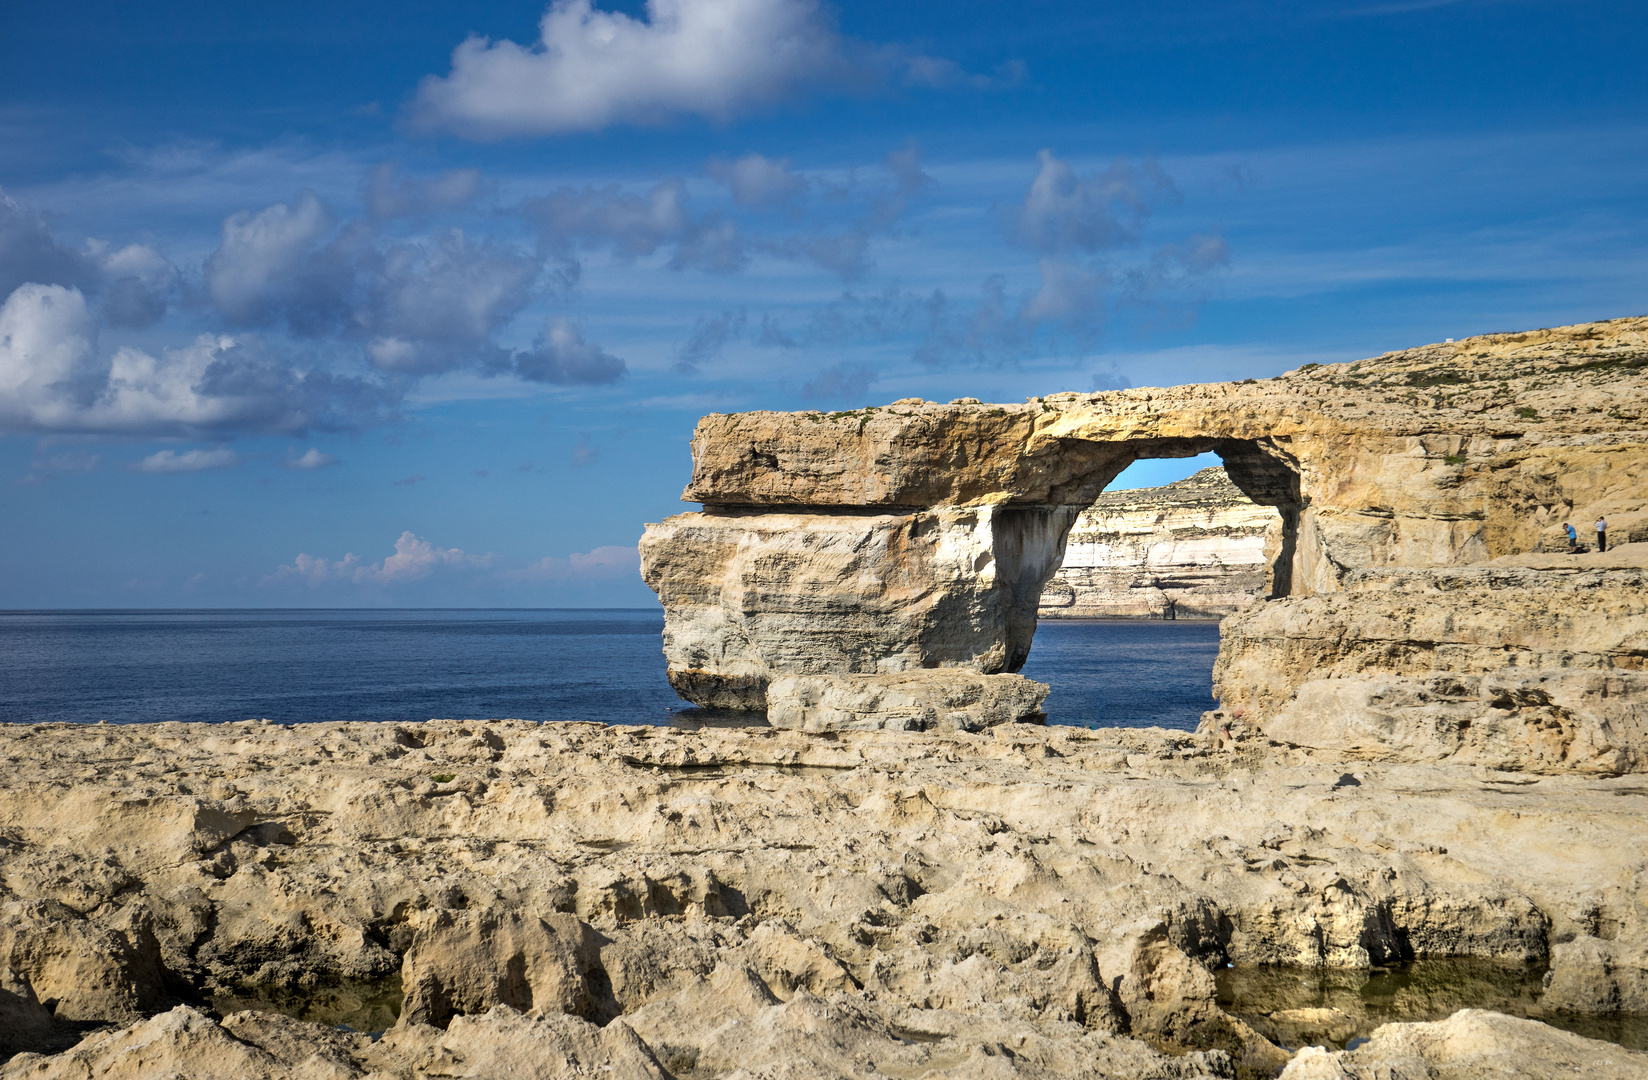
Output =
[
  {"x1": 1039, "y1": 466, "x2": 1278, "y2": 619},
  {"x1": 3, "y1": 720, "x2": 1647, "y2": 1078},
  {"x1": 642, "y1": 318, "x2": 1648, "y2": 761}
]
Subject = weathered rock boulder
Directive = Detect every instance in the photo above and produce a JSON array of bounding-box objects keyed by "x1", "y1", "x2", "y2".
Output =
[
  {"x1": 768, "y1": 670, "x2": 1050, "y2": 731},
  {"x1": 398, "y1": 908, "x2": 602, "y2": 1027},
  {"x1": 642, "y1": 318, "x2": 1648, "y2": 758},
  {"x1": 1209, "y1": 562, "x2": 1648, "y2": 774},
  {"x1": 0, "y1": 899, "x2": 171, "y2": 1025}
]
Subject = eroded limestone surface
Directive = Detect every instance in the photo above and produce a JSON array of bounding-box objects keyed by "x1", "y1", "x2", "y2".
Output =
[
  {"x1": 3, "y1": 720, "x2": 1646, "y2": 1077},
  {"x1": 641, "y1": 317, "x2": 1648, "y2": 758}
]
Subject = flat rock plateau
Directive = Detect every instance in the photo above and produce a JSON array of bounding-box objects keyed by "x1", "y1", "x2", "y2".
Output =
[
  {"x1": 3, "y1": 719, "x2": 1647, "y2": 1079},
  {"x1": 7, "y1": 317, "x2": 1648, "y2": 1079}
]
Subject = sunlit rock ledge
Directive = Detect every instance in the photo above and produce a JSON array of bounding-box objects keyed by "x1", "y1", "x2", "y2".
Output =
[{"x1": 642, "y1": 316, "x2": 1648, "y2": 769}]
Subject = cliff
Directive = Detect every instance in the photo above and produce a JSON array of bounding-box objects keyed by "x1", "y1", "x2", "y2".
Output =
[
  {"x1": 1039, "y1": 466, "x2": 1278, "y2": 619},
  {"x1": 641, "y1": 315, "x2": 1648, "y2": 769}
]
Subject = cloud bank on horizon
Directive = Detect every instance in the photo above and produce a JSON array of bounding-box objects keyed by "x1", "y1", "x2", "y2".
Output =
[{"x1": 262, "y1": 530, "x2": 640, "y2": 592}]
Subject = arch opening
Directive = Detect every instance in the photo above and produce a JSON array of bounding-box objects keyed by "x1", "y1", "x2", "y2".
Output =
[
  {"x1": 999, "y1": 435, "x2": 1304, "y2": 666},
  {"x1": 1003, "y1": 436, "x2": 1303, "y2": 729}
]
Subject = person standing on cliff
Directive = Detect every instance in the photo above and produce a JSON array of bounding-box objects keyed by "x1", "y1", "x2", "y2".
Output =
[
  {"x1": 1564, "y1": 522, "x2": 1579, "y2": 552},
  {"x1": 1596, "y1": 516, "x2": 1608, "y2": 553}
]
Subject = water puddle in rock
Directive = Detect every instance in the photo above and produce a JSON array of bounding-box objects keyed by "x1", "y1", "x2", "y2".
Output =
[
  {"x1": 211, "y1": 976, "x2": 402, "y2": 1035},
  {"x1": 1217, "y1": 959, "x2": 1648, "y2": 1052}
]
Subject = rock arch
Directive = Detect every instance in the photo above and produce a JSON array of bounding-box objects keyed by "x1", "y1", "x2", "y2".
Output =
[
  {"x1": 641, "y1": 430, "x2": 1305, "y2": 725},
  {"x1": 641, "y1": 318, "x2": 1648, "y2": 771}
]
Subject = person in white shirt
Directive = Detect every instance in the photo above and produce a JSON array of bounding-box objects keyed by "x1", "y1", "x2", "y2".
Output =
[{"x1": 1596, "y1": 516, "x2": 1608, "y2": 553}]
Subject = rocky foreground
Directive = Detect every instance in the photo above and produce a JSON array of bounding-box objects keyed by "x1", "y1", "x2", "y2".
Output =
[{"x1": 3, "y1": 719, "x2": 1646, "y2": 1078}]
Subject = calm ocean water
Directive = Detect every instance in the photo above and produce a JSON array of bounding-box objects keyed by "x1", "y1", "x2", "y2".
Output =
[{"x1": 0, "y1": 610, "x2": 1220, "y2": 731}]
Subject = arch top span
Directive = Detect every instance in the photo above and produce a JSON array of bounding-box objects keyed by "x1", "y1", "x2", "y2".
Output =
[{"x1": 642, "y1": 318, "x2": 1648, "y2": 747}]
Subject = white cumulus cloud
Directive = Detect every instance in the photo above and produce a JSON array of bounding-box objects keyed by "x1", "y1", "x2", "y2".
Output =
[
  {"x1": 286, "y1": 447, "x2": 340, "y2": 470},
  {"x1": 0, "y1": 284, "x2": 103, "y2": 424},
  {"x1": 205, "y1": 190, "x2": 335, "y2": 324},
  {"x1": 413, "y1": 0, "x2": 849, "y2": 138},
  {"x1": 90, "y1": 240, "x2": 180, "y2": 329},
  {"x1": 132, "y1": 448, "x2": 239, "y2": 473},
  {"x1": 265, "y1": 530, "x2": 492, "y2": 587},
  {"x1": 0, "y1": 284, "x2": 397, "y2": 436},
  {"x1": 200, "y1": 190, "x2": 558, "y2": 379},
  {"x1": 513, "y1": 318, "x2": 627, "y2": 385}
]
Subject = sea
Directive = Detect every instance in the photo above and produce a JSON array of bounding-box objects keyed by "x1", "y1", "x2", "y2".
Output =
[{"x1": 0, "y1": 609, "x2": 1221, "y2": 731}]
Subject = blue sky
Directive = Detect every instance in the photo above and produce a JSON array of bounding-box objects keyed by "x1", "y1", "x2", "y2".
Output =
[{"x1": 1, "y1": 0, "x2": 1643, "y2": 608}]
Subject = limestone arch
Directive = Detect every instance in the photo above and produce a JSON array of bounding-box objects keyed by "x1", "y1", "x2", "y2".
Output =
[{"x1": 636, "y1": 425, "x2": 1305, "y2": 715}]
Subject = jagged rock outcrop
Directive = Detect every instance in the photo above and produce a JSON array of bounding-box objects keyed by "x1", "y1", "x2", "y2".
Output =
[
  {"x1": 641, "y1": 317, "x2": 1648, "y2": 762},
  {"x1": 2, "y1": 720, "x2": 1646, "y2": 1076},
  {"x1": 1039, "y1": 466, "x2": 1278, "y2": 619}
]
